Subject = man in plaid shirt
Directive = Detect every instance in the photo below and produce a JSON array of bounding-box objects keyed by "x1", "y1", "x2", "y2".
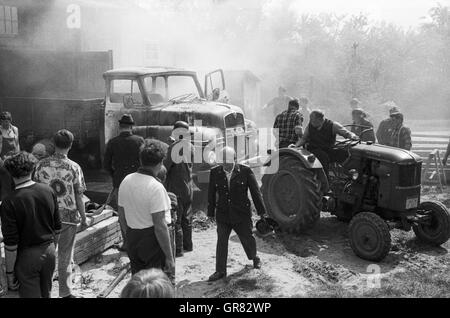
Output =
[{"x1": 273, "y1": 99, "x2": 304, "y2": 149}]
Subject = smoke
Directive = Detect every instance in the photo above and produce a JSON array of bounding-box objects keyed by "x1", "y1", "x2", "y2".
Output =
[{"x1": 2, "y1": 0, "x2": 449, "y2": 127}]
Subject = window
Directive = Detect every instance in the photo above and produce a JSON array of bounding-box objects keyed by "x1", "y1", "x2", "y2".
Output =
[
  {"x1": 110, "y1": 80, "x2": 143, "y2": 105},
  {"x1": 0, "y1": 6, "x2": 18, "y2": 36},
  {"x1": 167, "y1": 76, "x2": 200, "y2": 100},
  {"x1": 143, "y1": 76, "x2": 167, "y2": 105}
]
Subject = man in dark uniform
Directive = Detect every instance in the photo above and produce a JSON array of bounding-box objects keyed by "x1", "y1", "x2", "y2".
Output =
[
  {"x1": 207, "y1": 147, "x2": 266, "y2": 282},
  {"x1": 103, "y1": 114, "x2": 144, "y2": 251},
  {"x1": 296, "y1": 110, "x2": 358, "y2": 178},
  {"x1": 164, "y1": 121, "x2": 194, "y2": 257}
]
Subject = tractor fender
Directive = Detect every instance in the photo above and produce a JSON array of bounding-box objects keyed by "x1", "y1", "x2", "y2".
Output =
[{"x1": 264, "y1": 147, "x2": 329, "y2": 193}]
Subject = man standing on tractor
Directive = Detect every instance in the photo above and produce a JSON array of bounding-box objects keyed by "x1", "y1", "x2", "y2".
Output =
[
  {"x1": 351, "y1": 108, "x2": 376, "y2": 143},
  {"x1": 273, "y1": 99, "x2": 304, "y2": 149},
  {"x1": 388, "y1": 109, "x2": 412, "y2": 151},
  {"x1": 296, "y1": 110, "x2": 358, "y2": 178}
]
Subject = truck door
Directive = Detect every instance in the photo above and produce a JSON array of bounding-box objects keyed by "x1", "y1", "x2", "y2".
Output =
[{"x1": 204, "y1": 69, "x2": 229, "y2": 103}]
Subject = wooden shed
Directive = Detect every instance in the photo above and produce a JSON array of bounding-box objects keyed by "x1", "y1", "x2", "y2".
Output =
[{"x1": 224, "y1": 70, "x2": 261, "y2": 123}]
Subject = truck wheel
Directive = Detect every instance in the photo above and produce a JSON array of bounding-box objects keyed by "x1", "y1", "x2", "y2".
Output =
[
  {"x1": 413, "y1": 201, "x2": 450, "y2": 246},
  {"x1": 349, "y1": 212, "x2": 391, "y2": 262},
  {"x1": 261, "y1": 155, "x2": 322, "y2": 234}
]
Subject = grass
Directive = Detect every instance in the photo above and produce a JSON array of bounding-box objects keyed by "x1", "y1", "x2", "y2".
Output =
[{"x1": 306, "y1": 270, "x2": 450, "y2": 298}]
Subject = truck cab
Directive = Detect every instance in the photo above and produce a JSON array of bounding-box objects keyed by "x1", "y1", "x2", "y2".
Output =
[{"x1": 102, "y1": 67, "x2": 258, "y2": 189}]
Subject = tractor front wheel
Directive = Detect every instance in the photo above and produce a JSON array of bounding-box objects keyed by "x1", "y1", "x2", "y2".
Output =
[
  {"x1": 349, "y1": 212, "x2": 391, "y2": 262},
  {"x1": 413, "y1": 201, "x2": 450, "y2": 246}
]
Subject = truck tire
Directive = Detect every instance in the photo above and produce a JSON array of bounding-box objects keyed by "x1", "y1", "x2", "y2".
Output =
[
  {"x1": 261, "y1": 155, "x2": 322, "y2": 234},
  {"x1": 349, "y1": 212, "x2": 391, "y2": 262},
  {"x1": 413, "y1": 201, "x2": 450, "y2": 246}
]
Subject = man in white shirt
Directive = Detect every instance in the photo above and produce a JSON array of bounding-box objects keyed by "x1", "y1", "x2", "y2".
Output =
[{"x1": 118, "y1": 139, "x2": 175, "y2": 276}]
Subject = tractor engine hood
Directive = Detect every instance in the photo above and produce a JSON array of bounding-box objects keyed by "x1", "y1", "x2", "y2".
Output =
[{"x1": 350, "y1": 143, "x2": 422, "y2": 164}]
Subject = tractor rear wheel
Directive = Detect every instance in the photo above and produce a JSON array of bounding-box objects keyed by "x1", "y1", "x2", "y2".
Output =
[
  {"x1": 261, "y1": 155, "x2": 322, "y2": 234},
  {"x1": 413, "y1": 201, "x2": 450, "y2": 246},
  {"x1": 349, "y1": 212, "x2": 391, "y2": 262}
]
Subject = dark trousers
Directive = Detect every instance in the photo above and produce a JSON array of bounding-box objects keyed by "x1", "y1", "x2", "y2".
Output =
[
  {"x1": 111, "y1": 188, "x2": 128, "y2": 249},
  {"x1": 307, "y1": 146, "x2": 348, "y2": 179},
  {"x1": 216, "y1": 219, "x2": 257, "y2": 274},
  {"x1": 15, "y1": 243, "x2": 56, "y2": 298},
  {"x1": 175, "y1": 196, "x2": 193, "y2": 253},
  {"x1": 127, "y1": 227, "x2": 166, "y2": 275}
]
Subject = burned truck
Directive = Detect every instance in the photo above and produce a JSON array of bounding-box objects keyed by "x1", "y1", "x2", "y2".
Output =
[{"x1": 101, "y1": 67, "x2": 258, "y2": 190}]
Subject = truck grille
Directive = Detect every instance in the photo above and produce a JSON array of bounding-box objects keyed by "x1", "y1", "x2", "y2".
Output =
[
  {"x1": 399, "y1": 163, "x2": 422, "y2": 187},
  {"x1": 225, "y1": 113, "x2": 245, "y2": 128}
]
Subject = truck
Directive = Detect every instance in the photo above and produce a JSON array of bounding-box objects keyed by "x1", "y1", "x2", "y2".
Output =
[
  {"x1": 1, "y1": 61, "x2": 259, "y2": 190},
  {"x1": 101, "y1": 67, "x2": 258, "y2": 189}
]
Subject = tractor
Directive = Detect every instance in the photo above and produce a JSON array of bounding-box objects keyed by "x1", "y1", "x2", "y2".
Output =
[{"x1": 260, "y1": 128, "x2": 450, "y2": 262}]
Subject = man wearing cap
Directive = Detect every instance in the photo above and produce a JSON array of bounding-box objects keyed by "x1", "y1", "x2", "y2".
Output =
[
  {"x1": 351, "y1": 108, "x2": 376, "y2": 143},
  {"x1": 163, "y1": 121, "x2": 194, "y2": 257},
  {"x1": 389, "y1": 110, "x2": 412, "y2": 151},
  {"x1": 350, "y1": 98, "x2": 361, "y2": 110},
  {"x1": 376, "y1": 104, "x2": 399, "y2": 146},
  {"x1": 103, "y1": 114, "x2": 144, "y2": 251},
  {"x1": 207, "y1": 147, "x2": 266, "y2": 282}
]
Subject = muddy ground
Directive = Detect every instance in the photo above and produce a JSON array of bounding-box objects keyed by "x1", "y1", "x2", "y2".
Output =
[
  {"x1": 2, "y1": 186, "x2": 449, "y2": 298},
  {"x1": 176, "y1": 186, "x2": 450, "y2": 298}
]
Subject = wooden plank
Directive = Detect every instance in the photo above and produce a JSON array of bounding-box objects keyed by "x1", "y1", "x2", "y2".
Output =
[
  {"x1": 73, "y1": 217, "x2": 121, "y2": 265},
  {"x1": 76, "y1": 210, "x2": 114, "y2": 233},
  {"x1": 74, "y1": 234, "x2": 121, "y2": 265}
]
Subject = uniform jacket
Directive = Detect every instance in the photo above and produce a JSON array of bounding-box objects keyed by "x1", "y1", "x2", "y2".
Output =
[
  {"x1": 103, "y1": 132, "x2": 144, "y2": 188},
  {"x1": 207, "y1": 164, "x2": 266, "y2": 224},
  {"x1": 163, "y1": 139, "x2": 194, "y2": 202}
]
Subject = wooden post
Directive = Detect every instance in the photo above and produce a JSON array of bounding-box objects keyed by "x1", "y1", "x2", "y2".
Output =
[{"x1": 423, "y1": 149, "x2": 445, "y2": 193}]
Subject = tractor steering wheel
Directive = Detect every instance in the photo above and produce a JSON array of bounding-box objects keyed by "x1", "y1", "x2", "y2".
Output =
[{"x1": 334, "y1": 138, "x2": 361, "y2": 149}]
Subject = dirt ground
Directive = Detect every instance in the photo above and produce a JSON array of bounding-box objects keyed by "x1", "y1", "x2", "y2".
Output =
[
  {"x1": 176, "y1": 186, "x2": 450, "y2": 298},
  {"x1": 1, "y1": 187, "x2": 449, "y2": 299}
]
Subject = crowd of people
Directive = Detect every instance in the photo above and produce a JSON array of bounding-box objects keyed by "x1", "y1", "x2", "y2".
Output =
[
  {"x1": 269, "y1": 87, "x2": 414, "y2": 156},
  {"x1": 0, "y1": 108, "x2": 265, "y2": 298},
  {"x1": 0, "y1": 112, "x2": 179, "y2": 298},
  {"x1": 0, "y1": 89, "x2": 448, "y2": 298}
]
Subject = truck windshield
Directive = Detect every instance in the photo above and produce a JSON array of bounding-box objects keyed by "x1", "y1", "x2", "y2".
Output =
[{"x1": 143, "y1": 75, "x2": 201, "y2": 104}]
